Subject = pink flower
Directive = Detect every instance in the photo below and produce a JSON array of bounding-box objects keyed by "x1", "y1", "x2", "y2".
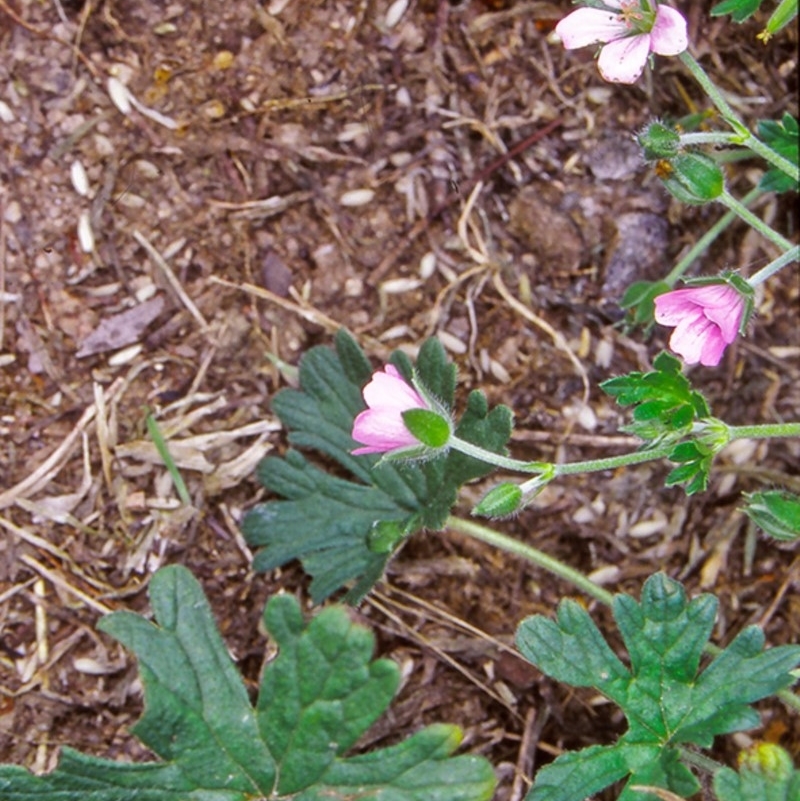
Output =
[
  {"x1": 555, "y1": 1, "x2": 688, "y2": 84},
  {"x1": 352, "y1": 365, "x2": 428, "y2": 455},
  {"x1": 654, "y1": 284, "x2": 746, "y2": 367}
]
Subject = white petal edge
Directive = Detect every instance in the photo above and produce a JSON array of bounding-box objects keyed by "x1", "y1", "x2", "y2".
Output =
[
  {"x1": 555, "y1": 8, "x2": 629, "y2": 49},
  {"x1": 597, "y1": 34, "x2": 651, "y2": 83}
]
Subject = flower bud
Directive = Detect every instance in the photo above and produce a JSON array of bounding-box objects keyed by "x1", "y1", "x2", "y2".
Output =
[
  {"x1": 742, "y1": 490, "x2": 800, "y2": 542},
  {"x1": 638, "y1": 121, "x2": 681, "y2": 160},
  {"x1": 473, "y1": 483, "x2": 523, "y2": 518},
  {"x1": 738, "y1": 743, "x2": 794, "y2": 781},
  {"x1": 658, "y1": 152, "x2": 725, "y2": 204}
]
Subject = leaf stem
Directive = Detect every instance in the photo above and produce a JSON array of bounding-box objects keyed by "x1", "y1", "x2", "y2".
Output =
[
  {"x1": 679, "y1": 52, "x2": 798, "y2": 179},
  {"x1": 446, "y1": 515, "x2": 615, "y2": 606},
  {"x1": 449, "y1": 436, "x2": 550, "y2": 474},
  {"x1": 664, "y1": 187, "x2": 763, "y2": 286},
  {"x1": 447, "y1": 516, "x2": 800, "y2": 713},
  {"x1": 747, "y1": 245, "x2": 800, "y2": 287},
  {"x1": 716, "y1": 190, "x2": 794, "y2": 252},
  {"x1": 727, "y1": 422, "x2": 800, "y2": 439}
]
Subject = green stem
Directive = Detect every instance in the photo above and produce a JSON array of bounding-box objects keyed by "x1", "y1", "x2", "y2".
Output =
[
  {"x1": 728, "y1": 422, "x2": 800, "y2": 439},
  {"x1": 446, "y1": 516, "x2": 615, "y2": 606},
  {"x1": 450, "y1": 436, "x2": 549, "y2": 474},
  {"x1": 454, "y1": 423, "x2": 799, "y2": 482},
  {"x1": 553, "y1": 443, "x2": 676, "y2": 477},
  {"x1": 679, "y1": 52, "x2": 746, "y2": 132},
  {"x1": 717, "y1": 190, "x2": 794, "y2": 252},
  {"x1": 679, "y1": 52, "x2": 798, "y2": 179},
  {"x1": 748, "y1": 246, "x2": 800, "y2": 287},
  {"x1": 665, "y1": 187, "x2": 763, "y2": 285},
  {"x1": 678, "y1": 132, "x2": 742, "y2": 147}
]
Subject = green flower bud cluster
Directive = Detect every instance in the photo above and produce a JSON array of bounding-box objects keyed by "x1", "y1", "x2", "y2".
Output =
[{"x1": 639, "y1": 121, "x2": 725, "y2": 204}]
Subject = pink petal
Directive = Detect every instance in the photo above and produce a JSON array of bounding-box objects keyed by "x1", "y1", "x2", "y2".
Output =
[
  {"x1": 669, "y1": 314, "x2": 721, "y2": 366},
  {"x1": 362, "y1": 365, "x2": 426, "y2": 412},
  {"x1": 654, "y1": 289, "x2": 698, "y2": 325},
  {"x1": 597, "y1": 34, "x2": 651, "y2": 83},
  {"x1": 650, "y1": 6, "x2": 688, "y2": 56},
  {"x1": 681, "y1": 285, "x2": 744, "y2": 342},
  {"x1": 555, "y1": 8, "x2": 629, "y2": 49},
  {"x1": 351, "y1": 408, "x2": 417, "y2": 454}
]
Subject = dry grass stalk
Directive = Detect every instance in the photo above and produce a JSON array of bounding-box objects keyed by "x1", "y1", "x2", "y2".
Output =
[{"x1": 132, "y1": 229, "x2": 209, "y2": 332}]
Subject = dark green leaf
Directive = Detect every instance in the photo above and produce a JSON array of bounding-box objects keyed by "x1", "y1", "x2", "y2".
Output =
[
  {"x1": 710, "y1": 0, "x2": 763, "y2": 22},
  {"x1": 757, "y1": 114, "x2": 799, "y2": 193},
  {"x1": 600, "y1": 353, "x2": 712, "y2": 444},
  {"x1": 714, "y1": 744, "x2": 799, "y2": 801},
  {"x1": 243, "y1": 332, "x2": 512, "y2": 602},
  {"x1": 524, "y1": 744, "x2": 634, "y2": 801},
  {"x1": 0, "y1": 566, "x2": 497, "y2": 801},
  {"x1": 516, "y1": 573, "x2": 800, "y2": 801}
]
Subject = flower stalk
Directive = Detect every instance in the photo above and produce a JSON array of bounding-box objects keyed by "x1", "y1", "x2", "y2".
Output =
[
  {"x1": 446, "y1": 515, "x2": 615, "y2": 606},
  {"x1": 664, "y1": 187, "x2": 763, "y2": 285},
  {"x1": 747, "y1": 245, "x2": 800, "y2": 287},
  {"x1": 679, "y1": 51, "x2": 799, "y2": 180},
  {"x1": 716, "y1": 190, "x2": 795, "y2": 252}
]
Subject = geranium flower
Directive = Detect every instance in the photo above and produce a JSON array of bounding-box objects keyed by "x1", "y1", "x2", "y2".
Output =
[
  {"x1": 654, "y1": 283, "x2": 747, "y2": 367},
  {"x1": 352, "y1": 365, "x2": 429, "y2": 455},
  {"x1": 555, "y1": 1, "x2": 688, "y2": 84}
]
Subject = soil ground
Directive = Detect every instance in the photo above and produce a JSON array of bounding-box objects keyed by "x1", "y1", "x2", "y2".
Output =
[{"x1": 0, "y1": 1, "x2": 798, "y2": 799}]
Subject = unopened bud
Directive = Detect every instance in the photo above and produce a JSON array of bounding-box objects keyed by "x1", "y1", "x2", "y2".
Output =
[
  {"x1": 658, "y1": 152, "x2": 724, "y2": 204},
  {"x1": 738, "y1": 743, "x2": 794, "y2": 781},
  {"x1": 473, "y1": 483, "x2": 523, "y2": 518},
  {"x1": 638, "y1": 121, "x2": 681, "y2": 160},
  {"x1": 742, "y1": 490, "x2": 800, "y2": 542}
]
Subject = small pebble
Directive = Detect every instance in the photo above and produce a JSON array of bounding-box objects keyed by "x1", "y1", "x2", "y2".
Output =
[
  {"x1": 340, "y1": 188, "x2": 375, "y2": 207},
  {"x1": 70, "y1": 160, "x2": 90, "y2": 196},
  {"x1": 385, "y1": 0, "x2": 409, "y2": 28},
  {"x1": 77, "y1": 211, "x2": 95, "y2": 252}
]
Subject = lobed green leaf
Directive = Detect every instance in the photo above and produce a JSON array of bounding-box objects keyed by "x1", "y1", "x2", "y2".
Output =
[
  {"x1": 516, "y1": 573, "x2": 800, "y2": 801},
  {"x1": 0, "y1": 566, "x2": 496, "y2": 801},
  {"x1": 243, "y1": 331, "x2": 512, "y2": 602}
]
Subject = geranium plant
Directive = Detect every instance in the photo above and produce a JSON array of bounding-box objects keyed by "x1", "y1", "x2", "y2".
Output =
[{"x1": 1, "y1": 4, "x2": 797, "y2": 801}]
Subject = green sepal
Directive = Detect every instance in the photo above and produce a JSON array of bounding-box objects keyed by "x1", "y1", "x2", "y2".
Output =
[
  {"x1": 472, "y1": 482, "x2": 523, "y2": 518},
  {"x1": 659, "y1": 152, "x2": 725, "y2": 204},
  {"x1": 402, "y1": 408, "x2": 452, "y2": 448},
  {"x1": 638, "y1": 121, "x2": 681, "y2": 160}
]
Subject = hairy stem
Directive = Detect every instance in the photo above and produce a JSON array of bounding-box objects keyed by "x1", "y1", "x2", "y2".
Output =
[{"x1": 446, "y1": 516, "x2": 615, "y2": 606}]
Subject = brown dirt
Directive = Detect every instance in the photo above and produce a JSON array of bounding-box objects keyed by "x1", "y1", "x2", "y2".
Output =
[{"x1": 0, "y1": 0, "x2": 798, "y2": 798}]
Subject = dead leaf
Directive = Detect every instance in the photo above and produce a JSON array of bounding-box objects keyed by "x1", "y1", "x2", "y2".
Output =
[{"x1": 76, "y1": 296, "x2": 165, "y2": 358}]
